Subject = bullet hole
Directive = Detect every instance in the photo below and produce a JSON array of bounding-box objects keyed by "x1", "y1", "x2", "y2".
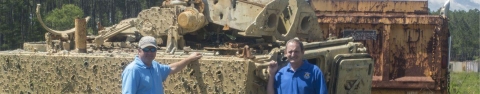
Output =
[
  {"x1": 30, "y1": 82, "x2": 34, "y2": 90},
  {"x1": 2, "y1": 66, "x2": 6, "y2": 72},
  {"x1": 215, "y1": 87, "x2": 220, "y2": 92},
  {"x1": 189, "y1": 70, "x2": 195, "y2": 76},
  {"x1": 92, "y1": 65, "x2": 98, "y2": 74},
  {"x1": 232, "y1": 0, "x2": 237, "y2": 9},
  {"x1": 219, "y1": 13, "x2": 223, "y2": 20},
  {"x1": 84, "y1": 61, "x2": 88, "y2": 67},
  {"x1": 16, "y1": 63, "x2": 21, "y2": 70},
  {"x1": 4, "y1": 58, "x2": 11, "y2": 71},
  {"x1": 71, "y1": 75, "x2": 75, "y2": 80},
  {"x1": 121, "y1": 62, "x2": 127, "y2": 69},
  {"x1": 55, "y1": 66, "x2": 62, "y2": 75}
]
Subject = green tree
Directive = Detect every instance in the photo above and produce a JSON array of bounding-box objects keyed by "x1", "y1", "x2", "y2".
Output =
[
  {"x1": 432, "y1": 9, "x2": 480, "y2": 61},
  {"x1": 44, "y1": 4, "x2": 83, "y2": 30}
]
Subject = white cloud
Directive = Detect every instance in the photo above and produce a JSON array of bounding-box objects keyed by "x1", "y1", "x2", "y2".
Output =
[
  {"x1": 471, "y1": 0, "x2": 480, "y2": 5},
  {"x1": 451, "y1": 0, "x2": 468, "y2": 10},
  {"x1": 429, "y1": 0, "x2": 446, "y2": 4}
]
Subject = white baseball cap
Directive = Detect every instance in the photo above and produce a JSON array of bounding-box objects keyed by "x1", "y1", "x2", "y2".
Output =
[{"x1": 138, "y1": 36, "x2": 157, "y2": 48}]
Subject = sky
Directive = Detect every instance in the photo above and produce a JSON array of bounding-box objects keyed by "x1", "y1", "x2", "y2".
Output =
[{"x1": 428, "y1": 0, "x2": 480, "y2": 11}]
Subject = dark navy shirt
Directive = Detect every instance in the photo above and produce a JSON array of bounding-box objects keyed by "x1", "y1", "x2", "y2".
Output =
[{"x1": 274, "y1": 60, "x2": 327, "y2": 94}]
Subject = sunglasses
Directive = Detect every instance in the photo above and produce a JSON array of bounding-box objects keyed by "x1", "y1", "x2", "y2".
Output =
[{"x1": 142, "y1": 48, "x2": 157, "y2": 52}]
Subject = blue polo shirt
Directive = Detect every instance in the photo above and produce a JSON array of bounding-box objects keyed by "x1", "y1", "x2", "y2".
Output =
[
  {"x1": 274, "y1": 60, "x2": 327, "y2": 94},
  {"x1": 122, "y1": 55, "x2": 171, "y2": 94}
]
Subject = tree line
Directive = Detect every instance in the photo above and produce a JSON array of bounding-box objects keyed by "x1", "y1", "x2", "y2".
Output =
[
  {"x1": 0, "y1": 0, "x2": 162, "y2": 50},
  {"x1": 431, "y1": 9, "x2": 480, "y2": 61},
  {"x1": 0, "y1": 1, "x2": 479, "y2": 61}
]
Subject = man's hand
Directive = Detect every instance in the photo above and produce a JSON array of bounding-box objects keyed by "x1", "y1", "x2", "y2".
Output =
[
  {"x1": 268, "y1": 60, "x2": 278, "y2": 76},
  {"x1": 169, "y1": 52, "x2": 203, "y2": 75},
  {"x1": 187, "y1": 52, "x2": 202, "y2": 61}
]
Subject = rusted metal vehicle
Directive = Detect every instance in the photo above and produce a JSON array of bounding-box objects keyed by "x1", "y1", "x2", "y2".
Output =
[
  {"x1": 1, "y1": 0, "x2": 374, "y2": 94},
  {"x1": 2, "y1": 0, "x2": 450, "y2": 93},
  {"x1": 310, "y1": 0, "x2": 450, "y2": 93}
]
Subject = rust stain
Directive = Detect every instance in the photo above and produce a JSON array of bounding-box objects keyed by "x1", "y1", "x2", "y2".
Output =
[
  {"x1": 312, "y1": 0, "x2": 448, "y2": 93},
  {"x1": 311, "y1": 0, "x2": 428, "y2": 14},
  {"x1": 3, "y1": 0, "x2": 450, "y2": 93},
  {"x1": 372, "y1": 88, "x2": 443, "y2": 94},
  {"x1": 314, "y1": 0, "x2": 449, "y2": 92}
]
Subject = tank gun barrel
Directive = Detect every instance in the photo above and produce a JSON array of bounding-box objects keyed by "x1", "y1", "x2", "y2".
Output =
[
  {"x1": 279, "y1": 37, "x2": 354, "y2": 51},
  {"x1": 36, "y1": 4, "x2": 91, "y2": 40}
]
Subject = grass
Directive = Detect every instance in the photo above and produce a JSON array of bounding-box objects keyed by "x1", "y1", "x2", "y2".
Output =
[{"x1": 449, "y1": 72, "x2": 480, "y2": 94}]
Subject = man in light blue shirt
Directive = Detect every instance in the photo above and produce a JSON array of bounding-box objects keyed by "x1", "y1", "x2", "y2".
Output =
[
  {"x1": 267, "y1": 39, "x2": 327, "y2": 94},
  {"x1": 122, "y1": 36, "x2": 202, "y2": 94}
]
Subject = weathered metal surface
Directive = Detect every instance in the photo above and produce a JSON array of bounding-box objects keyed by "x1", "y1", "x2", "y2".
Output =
[
  {"x1": 317, "y1": 14, "x2": 444, "y2": 25},
  {"x1": 203, "y1": 0, "x2": 323, "y2": 40},
  {"x1": 23, "y1": 42, "x2": 47, "y2": 52},
  {"x1": 5, "y1": 0, "x2": 451, "y2": 93},
  {"x1": 317, "y1": 19, "x2": 448, "y2": 93},
  {"x1": 330, "y1": 54, "x2": 374, "y2": 94},
  {"x1": 34, "y1": 0, "x2": 324, "y2": 54},
  {"x1": 311, "y1": 0, "x2": 449, "y2": 93},
  {"x1": 0, "y1": 53, "x2": 249, "y2": 93},
  {"x1": 311, "y1": 0, "x2": 428, "y2": 14},
  {"x1": 135, "y1": 7, "x2": 177, "y2": 37},
  {"x1": 342, "y1": 30, "x2": 377, "y2": 40},
  {"x1": 0, "y1": 37, "x2": 373, "y2": 93},
  {"x1": 74, "y1": 18, "x2": 87, "y2": 53},
  {"x1": 372, "y1": 89, "x2": 442, "y2": 94}
]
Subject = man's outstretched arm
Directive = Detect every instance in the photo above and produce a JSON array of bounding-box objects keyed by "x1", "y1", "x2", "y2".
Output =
[{"x1": 169, "y1": 52, "x2": 202, "y2": 75}]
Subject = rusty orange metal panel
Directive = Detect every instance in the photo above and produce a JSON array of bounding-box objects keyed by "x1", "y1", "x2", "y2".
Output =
[
  {"x1": 317, "y1": 14, "x2": 444, "y2": 25},
  {"x1": 372, "y1": 89, "x2": 443, "y2": 94},
  {"x1": 315, "y1": 7, "x2": 449, "y2": 93},
  {"x1": 311, "y1": 0, "x2": 428, "y2": 14}
]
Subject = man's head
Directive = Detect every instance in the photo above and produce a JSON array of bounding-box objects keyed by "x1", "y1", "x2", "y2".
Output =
[
  {"x1": 138, "y1": 36, "x2": 158, "y2": 63},
  {"x1": 284, "y1": 39, "x2": 305, "y2": 64}
]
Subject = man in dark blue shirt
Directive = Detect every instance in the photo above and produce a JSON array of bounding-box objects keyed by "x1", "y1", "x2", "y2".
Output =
[{"x1": 267, "y1": 39, "x2": 327, "y2": 94}]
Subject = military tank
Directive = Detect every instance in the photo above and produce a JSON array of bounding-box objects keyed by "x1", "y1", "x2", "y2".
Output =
[{"x1": 2, "y1": 0, "x2": 373, "y2": 93}]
